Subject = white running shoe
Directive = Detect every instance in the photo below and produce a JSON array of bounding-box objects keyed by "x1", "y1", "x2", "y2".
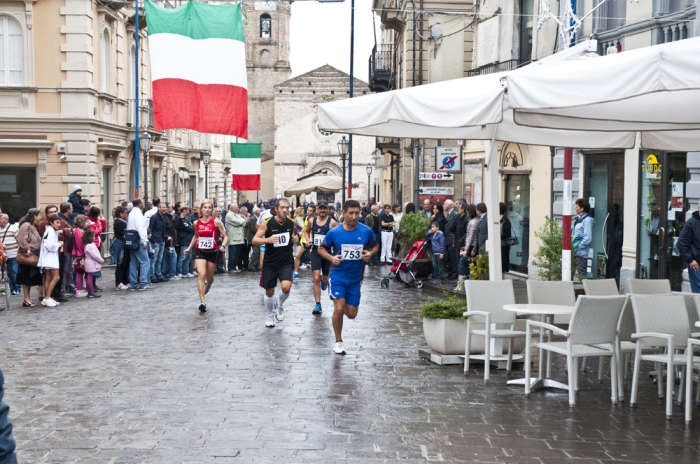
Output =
[
  {"x1": 41, "y1": 298, "x2": 57, "y2": 307},
  {"x1": 170, "y1": 275, "x2": 180, "y2": 281},
  {"x1": 186, "y1": 273, "x2": 195, "y2": 278},
  {"x1": 265, "y1": 316, "x2": 275, "y2": 328},
  {"x1": 333, "y1": 341, "x2": 346, "y2": 355},
  {"x1": 75, "y1": 290, "x2": 88, "y2": 298},
  {"x1": 274, "y1": 299, "x2": 284, "y2": 322},
  {"x1": 177, "y1": 274, "x2": 184, "y2": 279}
]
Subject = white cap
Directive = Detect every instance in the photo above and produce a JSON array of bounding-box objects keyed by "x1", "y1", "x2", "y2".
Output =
[{"x1": 72, "y1": 185, "x2": 82, "y2": 193}]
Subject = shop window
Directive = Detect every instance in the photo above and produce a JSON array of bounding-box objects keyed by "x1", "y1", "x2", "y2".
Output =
[
  {"x1": 0, "y1": 16, "x2": 23, "y2": 85},
  {"x1": 505, "y1": 174, "x2": 530, "y2": 274},
  {"x1": 260, "y1": 14, "x2": 271, "y2": 38},
  {"x1": 0, "y1": 167, "x2": 36, "y2": 223}
]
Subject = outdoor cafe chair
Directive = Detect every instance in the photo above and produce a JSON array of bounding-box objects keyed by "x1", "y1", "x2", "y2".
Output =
[
  {"x1": 628, "y1": 279, "x2": 671, "y2": 295},
  {"x1": 629, "y1": 295, "x2": 700, "y2": 420},
  {"x1": 524, "y1": 295, "x2": 627, "y2": 407},
  {"x1": 685, "y1": 337, "x2": 700, "y2": 423},
  {"x1": 463, "y1": 280, "x2": 525, "y2": 382},
  {"x1": 526, "y1": 280, "x2": 575, "y2": 325},
  {"x1": 581, "y1": 279, "x2": 620, "y2": 380}
]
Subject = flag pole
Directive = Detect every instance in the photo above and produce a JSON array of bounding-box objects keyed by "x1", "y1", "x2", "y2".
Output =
[
  {"x1": 347, "y1": 0, "x2": 354, "y2": 200},
  {"x1": 134, "y1": 0, "x2": 141, "y2": 198}
]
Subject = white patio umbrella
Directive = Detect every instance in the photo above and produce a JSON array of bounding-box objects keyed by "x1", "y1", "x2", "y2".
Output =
[
  {"x1": 284, "y1": 176, "x2": 342, "y2": 197},
  {"x1": 507, "y1": 37, "x2": 700, "y2": 151}
]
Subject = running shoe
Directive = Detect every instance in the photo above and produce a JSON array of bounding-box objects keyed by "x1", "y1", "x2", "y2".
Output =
[
  {"x1": 41, "y1": 298, "x2": 57, "y2": 307},
  {"x1": 312, "y1": 303, "x2": 322, "y2": 315},
  {"x1": 274, "y1": 299, "x2": 284, "y2": 322},
  {"x1": 75, "y1": 290, "x2": 88, "y2": 298},
  {"x1": 333, "y1": 341, "x2": 346, "y2": 355},
  {"x1": 170, "y1": 275, "x2": 180, "y2": 281},
  {"x1": 177, "y1": 274, "x2": 184, "y2": 279},
  {"x1": 138, "y1": 285, "x2": 155, "y2": 291},
  {"x1": 87, "y1": 293, "x2": 101, "y2": 298},
  {"x1": 265, "y1": 316, "x2": 275, "y2": 328},
  {"x1": 198, "y1": 302, "x2": 207, "y2": 312},
  {"x1": 186, "y1": 273, "x2": 195, "y2": 278},
  {"x1": 205, "y1": 282, "x2": 212, "y2": 295},
  {"x1": 292, "y1": 271, "x2": 299, "y2": 279},
  {"x1": 321, "y1": 281, "x2": 327, "y2": 291}
]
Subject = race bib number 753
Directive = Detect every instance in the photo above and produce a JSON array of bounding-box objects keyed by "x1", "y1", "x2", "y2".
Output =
[{"x1": 341, "y1": 244, "x2": 363, "y2": 260}]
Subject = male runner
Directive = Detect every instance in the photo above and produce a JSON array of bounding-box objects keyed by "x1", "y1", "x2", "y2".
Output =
[
  {"x1": 303, "y1": 201, "x2": 338, "y2": 315},
  {"x1": 252, "y1": 198, "x2": 299, "y2": 327},
  {"x1": 318, "y1": 199, "x2": 378, "y2": 354}
]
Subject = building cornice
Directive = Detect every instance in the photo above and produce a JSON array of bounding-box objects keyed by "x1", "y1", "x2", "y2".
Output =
[
  {"x1": 0, "y1": 138, "x2": 53, "y2": 150},
  {"x1": 593, "y1": 7, "x2": 696, "y2": 41}
]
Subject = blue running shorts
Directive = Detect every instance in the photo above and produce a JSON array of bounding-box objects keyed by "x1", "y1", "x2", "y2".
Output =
[{"x1": 328, "y1": 278, "x2": 361, "y2": 307}]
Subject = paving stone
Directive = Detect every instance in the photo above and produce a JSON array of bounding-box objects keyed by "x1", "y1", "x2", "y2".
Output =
[{"x1": 1, "y1": 267, "x2": 700, "y2": 463}]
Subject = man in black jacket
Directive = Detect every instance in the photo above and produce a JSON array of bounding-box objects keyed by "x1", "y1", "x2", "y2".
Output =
[
  {"x1": 161, "y1": 203, "x2": 179, "y2": 280},
  {"x1": 175, "y1": 206, "x2": 195, "y2": 278},
  {"x1": 68, "y1": 185, "x2": 86, "y2": 219},
  {"x1": 474, "y1": 203, "x2": 488, "y2": 256},
  {"x1": 0, "y1": 370, "x2": 17, "y2": 464},
  {"x1": 677, "y1": 202, "x2": 700, "y2": 293},
  {"x1": 443, "y1": 199, "x2": 459, "y2": 279},
  {"x1": 148, "y1": 203, "x2": 168, "y2": 283}
]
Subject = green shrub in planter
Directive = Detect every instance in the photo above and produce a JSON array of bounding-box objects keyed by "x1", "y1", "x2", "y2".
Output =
[
  {"x1": 398, "y1": 212, "x2": 431, "y2": 256},
  {"x1": 417, "y1": 293, "x2": 466, "y2": 321}
]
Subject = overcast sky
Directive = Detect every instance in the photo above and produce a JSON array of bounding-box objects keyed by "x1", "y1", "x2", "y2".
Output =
[{"x1": 290, "y1": 0, "x2": 379, "y2": 82}]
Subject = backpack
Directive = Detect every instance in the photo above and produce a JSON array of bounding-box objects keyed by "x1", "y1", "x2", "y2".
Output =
[{"x1": 124, "y1": 230, "x2": 140, "y2": 250}]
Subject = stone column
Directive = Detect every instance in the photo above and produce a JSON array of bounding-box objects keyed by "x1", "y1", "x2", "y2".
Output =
[
  {"x1": 681, "y1": 152, "x2": 700, "y2": 292},
  {"x1": 619, "y1": 135, "x2": 641, "y2": 294}
]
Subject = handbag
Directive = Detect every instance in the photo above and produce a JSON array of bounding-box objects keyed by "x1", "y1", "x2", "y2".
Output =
[
  {"x1": 500, "y1": 221, "x2": 519, "y2": 246},
  {"x1": 16, "y1": 248, "x2": 38, "y2": 267},
  {"x1": 124, "y1": 230, "x2": 140, "y2": 250}
]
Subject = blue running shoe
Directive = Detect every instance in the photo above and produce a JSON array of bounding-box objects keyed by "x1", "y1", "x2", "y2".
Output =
[
  {"x1": 321, "y1": 281, "x2": 327, "y2": 291},
  {"x1": 292, "y1": 271, "x2": 299, "y2": 279},
  {"x1": 312, "y1": 303, "x2": 322, "y2": 315}
]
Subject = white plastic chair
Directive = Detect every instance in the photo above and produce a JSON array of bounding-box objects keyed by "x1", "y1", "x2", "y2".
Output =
[
  {"x1": 628, "y1": 279, "x2": 671, "y2": 295},
  {"x1": 524, "y1": 295, "x2": 627, "y2": 407},
  {"x1": 685, "y1": 338, "x2": 700, "y2": 423},
  {"x1": 526, "y1": 280, "x2": 576, "y2": 324},
  {"x1": 582, "y1": 279, "x2": 619, "y2": 296},
  {"x1": 464, "y1": 280, "x2": 525, "y2": 382},
  {"x1": 629, "y1": 295, "x2": 700, "y2": 420}
]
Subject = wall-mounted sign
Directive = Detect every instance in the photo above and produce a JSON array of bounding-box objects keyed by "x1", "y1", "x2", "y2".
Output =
[
  {"x1": 0, "y1": 175, "x2": 17, "y2": 193},
  {"x1": 476, "y1": 15, "x2": 500, "y2": 67},
  {"x1": 419, "y1": 186, "x2": 454, "y2": 195},
  {"x1": 435, "y1": 146, "x2": 462, "y2": 173},
  {"x1": 419, "y1": 172, "x2": 454, "y2": 181},
  {"x1": 641, "y1": 153, "x2": 662, "y2": 181}
]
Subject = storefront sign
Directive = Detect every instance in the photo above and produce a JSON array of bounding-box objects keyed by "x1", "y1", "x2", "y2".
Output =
[
  {"x1": 435, "y1": 146, "x2": 462, "y2": 173},
  {"x1": 419, "y1": 186, "x2": 454, "y2": 195},
  {"x1": 419, "y1": 194, "x2": 453, "y2": 204},
  {"x1": 0, "y1": 175, "x2": 16, "y2": 193},
  {"x1": 641, "y1": 153, "x2": 662, "y2": 180},
  {"x1": 419, "y1": 172, "x2": 454, "y2": 181}
]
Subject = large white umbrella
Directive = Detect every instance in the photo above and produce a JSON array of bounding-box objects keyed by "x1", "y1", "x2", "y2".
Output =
[
  {"x1": 284, "y1": 176, "x2": 342, "y2": 197},
  {"x1": 507, "y1": 37, "x2": 700, "y2": 150}
]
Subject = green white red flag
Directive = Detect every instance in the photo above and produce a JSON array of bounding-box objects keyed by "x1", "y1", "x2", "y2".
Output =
[
  {"x1": 145, "y1": 0, "x2": 248, "y2": 138},
  {"x1": 231, "y1": 143, "x2": 262, "y2": 191}
]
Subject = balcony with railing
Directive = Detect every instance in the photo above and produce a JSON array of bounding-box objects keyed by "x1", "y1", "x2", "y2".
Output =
[
  {"x1": 466, "y1": 59, "x2": 523, "y2": 77},
  {"x1": 368, "y1": 44, "x2": 394, "y2": 93}
]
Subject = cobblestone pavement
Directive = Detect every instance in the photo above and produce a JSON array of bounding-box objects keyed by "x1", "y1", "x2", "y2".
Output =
[{"x1": 1, "y1": 266, "x2": 700, "y2": 463}]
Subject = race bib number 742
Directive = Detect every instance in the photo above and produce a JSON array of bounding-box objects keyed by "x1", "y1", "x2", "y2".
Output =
[
  {"x1": 341, "y1": 244, "x2": 363, "y2": 260},
  {"x1": 198, "y1": 237, "x2": 215, "y2": 249}
]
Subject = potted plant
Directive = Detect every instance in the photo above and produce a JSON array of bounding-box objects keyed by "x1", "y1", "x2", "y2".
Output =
[
  {"x1": 398, "y1": 212, "x2": 432, "y2": 278},
  {"x1": 418, "y1": 293, "x2": 467, "y2": 355},
  {"x1": 532, "y1": 216, "x2": 576, "y2": 281}
]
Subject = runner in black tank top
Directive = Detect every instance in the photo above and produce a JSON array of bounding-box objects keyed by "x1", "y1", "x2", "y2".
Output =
[
  {"x1": 303, "y1": 201, "x2": 338, "y2": 315},
  {"x1": 252, "y1": 198, "x2": 299, "y2": 328}
]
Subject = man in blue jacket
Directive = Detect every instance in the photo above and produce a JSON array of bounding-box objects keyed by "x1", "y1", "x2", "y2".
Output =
[
  {"x1": 427, "y1": 221, "x2": 446, "y2": 284},
  {"x1": 677, "y1": 201, "x2": 700, "y2": 293},
  {"x1": 0, "y1": 370, "x2": 17, "y2": 464},
  {"x1": 148, "y1": 203, "x2": 168, "y2": 283}
]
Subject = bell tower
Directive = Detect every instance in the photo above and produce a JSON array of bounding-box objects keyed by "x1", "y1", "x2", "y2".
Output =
[{"x1": 244, "y1": 1, "x2": 292, "y2": 163}]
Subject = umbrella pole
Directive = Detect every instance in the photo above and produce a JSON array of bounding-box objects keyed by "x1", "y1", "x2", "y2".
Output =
[
  {"x1": 562, "y1": 147, "x2": 573, "y2": 282},
  {"x1": 485, "y1": 140, "x2": 503, "y2": 281}
]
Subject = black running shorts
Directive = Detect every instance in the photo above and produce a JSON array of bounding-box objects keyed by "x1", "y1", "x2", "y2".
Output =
[
  {"x1": 310, "y1": 251, "x2": 331, "y2": 276},
  {"x1": 262, "y1": 263, "x2": 294, "y2": 290},
  {"x1": 193, "y1": 248, "x2": 218, "y2": 263}
]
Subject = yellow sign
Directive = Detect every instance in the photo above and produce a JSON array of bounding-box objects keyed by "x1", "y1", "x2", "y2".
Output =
[{"x1": 642, "y1": 153, "x2": 662, "y2": 180}]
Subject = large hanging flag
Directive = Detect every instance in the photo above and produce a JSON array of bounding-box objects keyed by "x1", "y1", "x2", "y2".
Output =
[
  {"x1": 231, "y1": 143, "x2": 262, "y2": 191},
  {"x1": 145, "y1": 0, "x2": 248, "y2": 138}
]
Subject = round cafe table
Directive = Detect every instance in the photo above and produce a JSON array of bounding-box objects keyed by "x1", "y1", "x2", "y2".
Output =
[{"x1": 503, "y1": 303, "x2": 575, "y2": 391}]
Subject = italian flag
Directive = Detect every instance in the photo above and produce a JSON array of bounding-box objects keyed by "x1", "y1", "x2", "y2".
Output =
[
  {"x1": 145, "y1": 0, "x2": 248, "y2": 138},
  {"x1": 231, "y1": 143, "x2": 262, "y2": 191}
]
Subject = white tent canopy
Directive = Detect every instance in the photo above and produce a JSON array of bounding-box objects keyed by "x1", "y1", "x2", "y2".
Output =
[
  {"x1": 508, "y1": 37, "x2": 700, "y2": 150},
  {"x1": 284, "y1": 175, "x2": 342, "y2": 197}
]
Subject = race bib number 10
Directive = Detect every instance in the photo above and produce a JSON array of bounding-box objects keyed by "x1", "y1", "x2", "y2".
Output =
[
  {"x1": 313, "y1": 234, "x2": 326, "y2": 247},
  {"x1": 273, "y1": 232, "x2": 290, "y2": 247},
  {"x1": 198, "y1": 237, "x2": 215, "y2": 250},
  {"x1": 341, "y1": 244, "x2": 363, "y2": 260}
]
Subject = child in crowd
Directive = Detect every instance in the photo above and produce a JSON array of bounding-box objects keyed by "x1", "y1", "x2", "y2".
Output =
[
  {"x1": 82, "y1": 229, "x2": 103, "y2": 299},
  {"x1": 427, "y1": 221, "x2": 445, "y2": 284},
  {"x1": 72, "y1": 215, "x2": 88, "y2": 297},
  {"x1": 38, "y1": 215, "x2": 63, "y2": 307}
]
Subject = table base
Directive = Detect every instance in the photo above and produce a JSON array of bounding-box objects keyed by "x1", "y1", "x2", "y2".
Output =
[{"x1": 507, "y1": 377, "x2": 570, "y2": 391}]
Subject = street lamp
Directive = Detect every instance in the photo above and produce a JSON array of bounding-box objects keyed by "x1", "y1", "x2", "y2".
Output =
[
  {"x1": 139, "y1": 130, "x2": 151, "y2": 204},
  {"x1": 200, "y1": 149, "x2": 211, "y2": 200},
  {"x1": 337, "y1": 136, "x2": 349, "y2": 205},
  {"x1": 365, "y1": 165, "x2": 373, "y2": 206}
]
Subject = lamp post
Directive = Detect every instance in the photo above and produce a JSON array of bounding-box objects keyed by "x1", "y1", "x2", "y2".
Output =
[
  {"x1": 365, "y1": 165, "x2": 372, "y2": 206},
  {"x1": 201, "y1": 149, "x2": 211, "y2": 200},
  {"x1": 140, "y1": 130, "x2": 151, "y2": 205},
  {"x1": 337, "y1": 136, "x2": 349, "y2": 205}
]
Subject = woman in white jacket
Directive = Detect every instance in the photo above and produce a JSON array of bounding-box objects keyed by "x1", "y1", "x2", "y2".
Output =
[{"x1": 38, "y1": 215, "x2": 63, "y2": 307}]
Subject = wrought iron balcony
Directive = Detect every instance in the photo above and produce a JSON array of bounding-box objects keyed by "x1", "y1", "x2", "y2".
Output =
[
  {"x1": 368, "y1": 44, "x2": 394, "y2": 93},
  {"x1": 466, "y1": 59, "x2": 523, "y2": 77}
]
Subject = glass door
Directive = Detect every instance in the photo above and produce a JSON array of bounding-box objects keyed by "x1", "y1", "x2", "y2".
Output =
[
  {"x1": 637, "y1": 151, "x2": 688, "y2": 290},
  {"x1": 584, "y1": 155, "x2": 625, "y2": 283},
  {"x1": 505, "y1": 174, "x2": 530, "y2": 274}
]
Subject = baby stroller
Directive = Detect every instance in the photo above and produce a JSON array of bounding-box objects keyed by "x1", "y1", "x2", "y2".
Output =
[{"x1": 381, "y1": 239, "x2": 427, "y2": 289}]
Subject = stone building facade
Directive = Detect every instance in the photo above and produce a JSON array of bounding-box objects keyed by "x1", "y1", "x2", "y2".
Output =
[{"x1": 273, "y1": 65, "x2": 376, "y2": 205}]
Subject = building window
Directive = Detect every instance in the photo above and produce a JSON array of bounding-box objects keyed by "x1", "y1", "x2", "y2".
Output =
[
  {"x1": 100, "y1": 29, "x2": 111, "y2": 92},
  {"x1": 260, "y1": 14, "x2": 271, "y2": 38},
  {"x1": 0, "y1": 16, "x2": 23, "y2": 85}
]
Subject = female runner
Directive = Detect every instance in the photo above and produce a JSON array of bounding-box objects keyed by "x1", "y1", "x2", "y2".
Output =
[{"x1": 184, "y1": 199, "x2": 228, "y2": 312}]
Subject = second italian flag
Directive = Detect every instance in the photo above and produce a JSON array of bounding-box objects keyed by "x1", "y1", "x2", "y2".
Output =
[
  {"x1": 231, "y1": 143, "x2": 262, "y2": 191},
  {"x1": 145, "y1": 0, "x2": 248, "y2": 138}
]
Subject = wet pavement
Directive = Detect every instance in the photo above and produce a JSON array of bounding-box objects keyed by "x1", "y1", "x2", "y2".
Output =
[{"x1": 1, "y1": 265, "x2": 699, "y2": 463}]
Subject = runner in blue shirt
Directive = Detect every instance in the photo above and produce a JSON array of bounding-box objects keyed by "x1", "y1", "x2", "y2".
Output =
[{"x1": 318, "y1": 199, "x2": 379, "y2": 355}]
